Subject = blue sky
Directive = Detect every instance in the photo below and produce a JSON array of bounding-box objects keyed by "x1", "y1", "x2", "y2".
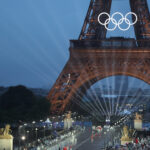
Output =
[{"x1": 0, "y1": 0, "x2": 150, "y2": 88}]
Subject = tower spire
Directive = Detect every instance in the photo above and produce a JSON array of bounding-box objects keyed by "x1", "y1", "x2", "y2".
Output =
[{"x1": 130, "y1": 0, "x2": 150, "y2": 46}]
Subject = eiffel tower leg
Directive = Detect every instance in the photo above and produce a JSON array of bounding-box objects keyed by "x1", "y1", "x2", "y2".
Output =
[
  {"x1": 47, "y1": 59, "x2": 83, "y2": 114},
  {"x1": 130, "y1": 0, "x2": 150, "y2": 44},
  {"x1": 48, "y1": 46, "x2": 108, "y2": 114},
  {"x1": 79, "y1": 0, "x2": 112, "y2": 40}
]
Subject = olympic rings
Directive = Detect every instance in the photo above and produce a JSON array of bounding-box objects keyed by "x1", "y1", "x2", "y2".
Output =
[{"x1": 98, "y1": 12, "x2": 138, "y2": 31}]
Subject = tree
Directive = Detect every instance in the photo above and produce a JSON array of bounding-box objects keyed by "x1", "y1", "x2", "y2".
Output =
[{"x1": 0, "y1": 85, "x2": 50, "y2": 123}]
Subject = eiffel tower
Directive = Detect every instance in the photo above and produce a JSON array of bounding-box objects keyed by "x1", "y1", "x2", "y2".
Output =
[{"x1": 48, "y1": 0, "x2": 150, "y2": 114}]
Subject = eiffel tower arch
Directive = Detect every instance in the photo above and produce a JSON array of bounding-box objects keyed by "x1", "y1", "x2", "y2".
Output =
[{"x1": 48, "y1": 0, "x2": 150, "y2": 114}]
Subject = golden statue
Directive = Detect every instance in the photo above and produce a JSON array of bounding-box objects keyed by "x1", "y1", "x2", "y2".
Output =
[
  {"x1": 0, "y1": 124, "x2": 13, "y2": 139},
  {"x1": 121, "y1": 126, "x2": 132, "y2": 141},
  {"x1": 135, "y1": 113, "x2": 142, "y2": 120},
  {"x1": 67, "y1": 111, "x2": 71, "y2": 119}
]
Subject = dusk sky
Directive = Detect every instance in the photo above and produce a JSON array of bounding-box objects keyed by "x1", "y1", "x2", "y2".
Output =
[{"x1": 0, "y1": 0, "x2": 150, "y2": 89}]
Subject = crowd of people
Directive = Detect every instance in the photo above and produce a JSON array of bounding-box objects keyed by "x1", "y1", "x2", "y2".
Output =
[{"x1": 106, "y1": 136, "x2": 150, "y2": 150}]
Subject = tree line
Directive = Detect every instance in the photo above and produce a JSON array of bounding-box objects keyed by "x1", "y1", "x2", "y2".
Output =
[{"x1": 0, "y1": 85, "x2": 50, "y2": 123}]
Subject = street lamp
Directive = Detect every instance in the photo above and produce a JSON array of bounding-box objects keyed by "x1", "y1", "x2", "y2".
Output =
[
  {"x1": 43, "y1": 126, "x2": 46, "y2": 138},
  {"x1": 26, "y1": 130, "x2": 30, "y2": 143},
  {"x1": 104, "y1": 132, "x2": 106, "y2": 149},
  {"x1": 35, "y1": 128, "x2": 38, "y2": 140},
  {"x1": 21, "y1": 135, "x2": 26, "y2": 141},
  {"x1": 21, "y1": 135, "x2": 26, "y2": 148}
]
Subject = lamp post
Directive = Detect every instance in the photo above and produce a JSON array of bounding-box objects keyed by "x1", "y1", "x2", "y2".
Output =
[
  {"x1": 18, "y1": 125, "x2": 23, "y2": 149},
  {"x1": 104, "y1": 132, "x2": 106, "y2": 149},
  {"x1": 35, "y1": 128, "x2": 38, "y2": 140},
  {"x1": 21, "y1": 135, "x2": 26, "y2": 149},
  {"x1": 32, "y1": 121, "x2": 36, "y2": 140},
  {"x1": 26, "y1": 130, "x2": 29, "y2": 146},
  {"x1": 43, "y1": 126, "x2": 46, "y2": 138}
]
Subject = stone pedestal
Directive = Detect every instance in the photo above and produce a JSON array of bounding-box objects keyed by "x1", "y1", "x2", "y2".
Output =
[
  {"x1": 0, "y1": 138, "x2": 13, "y2": 150},
  {"x1": 64, "y1": 111, "x2": 73, "y2": 130},
  {"x1": 64, "y1": 118, "x2": 73, "y2": 129},
  {"x1": 121, "y1": 136, "x2": 132, "y2": 145},
  {"x1": 134, "y1": 113, "x2": 142, "y2": 130},
  {"x1": 121, "y1": 137, "x2": 132, "y2": 145},
  {"x1": 134, "y1": 119, "x2": 142, "y2": 130},
  {"x1": 121, "y1": 140, "x2": 132, "y2": 145}
]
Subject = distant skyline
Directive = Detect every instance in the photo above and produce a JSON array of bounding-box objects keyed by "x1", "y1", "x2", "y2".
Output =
[{"x1": 0, "y1": 0, "x2": 150, "y2": 88}]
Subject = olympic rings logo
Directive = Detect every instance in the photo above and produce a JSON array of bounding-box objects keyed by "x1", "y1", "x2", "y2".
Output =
[{"x1": 98, "y1": 12, "x2": 138, "y2": 31}]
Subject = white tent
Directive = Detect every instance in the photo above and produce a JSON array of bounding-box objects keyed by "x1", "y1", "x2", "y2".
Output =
[{"x1": 45, "y1": 118, "x2": 52, "y2": 124}]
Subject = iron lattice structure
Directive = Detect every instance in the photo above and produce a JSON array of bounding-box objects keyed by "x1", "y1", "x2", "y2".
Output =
[{"x1": 48, "y1": 0, "x2": 150, "y2": 114}]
